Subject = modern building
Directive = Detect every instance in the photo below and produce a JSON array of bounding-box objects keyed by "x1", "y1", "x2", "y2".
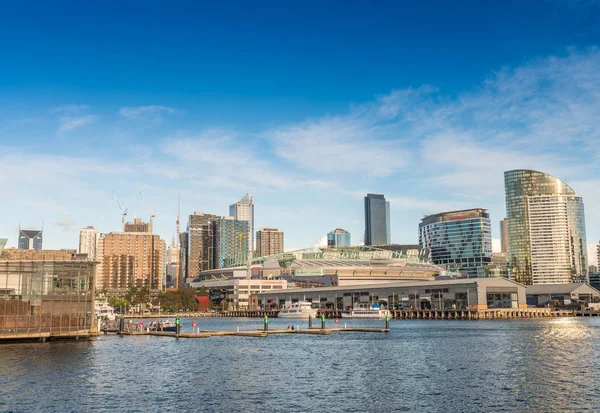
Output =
[
  {"x1": 219, "y1": 217, "x2": 249, "y2": 268},
  {"x1": 100, "y1": 231, "x2": 165, "y2": 292},
  {"x1": 485, "y1": 252, "x2": 509, "y2": 278},
  {"x1": 18, "y1": 228, "x2": 42, "y2": 250},
  {"x1": 79, "y1": 226, "x2": 99, "y2": 259},
  {"x1": 589, "y1": 273, "x2": 600, "y2": 291},
  {"x1": 166, "y1": 239, "x2": 179, "y2": 289},
  {"x1": 229, "y1": 190, "x2": 254, "y2": 255},
  {"x1": 526, "y1": 284, "x2": 600, "y2": 307},
  {"x1": 257, "y1": 278, "x2": 527, "y2": 311},
  {"x1": 124, "y1": 217, "x2": 152, "y2": 233},
  {"x1": 256, "y1": 228, "x2": 284, "y2": 257},
  {"x1": 364, "y1": 194, "x2": 390, "y2": 246},
  {"x1": 419, "y1": 208, "x2": 492, "y2": 278},
  {"x1": 327, "y1": 228, "x2": 351, "y2": 247},
  {"x1": 0, "y1": 259, "x2": 97, "y2": 342},
  {"x1": 185, "y1": 212, "x2": 220, "y2": 279},
  {"x1": 504, "y1": 170, "x2": 588, "y2": 285},
  {"x1": 500, "y1": 218, "x2": 508, "y2": 254},
  {"x1": 189, "y1": 278, "x2": 287, "y2": 310}
]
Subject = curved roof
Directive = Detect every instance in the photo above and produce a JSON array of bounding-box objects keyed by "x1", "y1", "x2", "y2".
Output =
[{"x1": 504, "y1": 169, "x2": 575, "y2": 195}]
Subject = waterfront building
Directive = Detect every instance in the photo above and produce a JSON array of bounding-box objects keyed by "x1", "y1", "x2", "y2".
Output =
[
  {"x1": 124, "y1": 217, "x2": 152, "y2": 233},
  {"x1": 504, "y1": 170, "x2": 588, "y2": 285},
  {"x1": 0, "y1": 248, "x2": 76, "y2": 260},
  {"x1": 0, "y1": 259, "x2": 96, "y2": 342},
  {"x1": 79, "y1": 226, "x2": 99, "y2": 260},
  {"x1": 589, "y1": 273, "x2": 600, "y2": 291},
  {"x1": 219, "y1": 217, "x2": 249, "y2": 269},
  {"x1": 256, "y1": 228, "x2": 284, "y2": 257},
  {"x1": 418, "y1": 208, "x2": 492, "y2": 278},
  {"x1": 364, "y1": 194, "x2": 390, "y2": 246},
  {"x1": 327, "y1": 228, "x2": 351, "y2": 247},
  {"x1": 18, "y1": 228, "x2": 42, "y2": 250},
  {"x1": 500, "y1": 218, "x2": 508, "y2": 254},
  {"x1": 189, "y1": 278, "x2": 287, "y2": 310},
  {"x1": 229, "y1": 190, "x2": 254, "y2": 254},
  {"x1": 257, "y1": 277, "x2": 527, "y2": 311},
  {"x1": 525, "y1": 284, "x2": 600, "y2": 307},
  {"x1": 485, "y1": 253, "x2": 509, "y2": 278},
  {"x1": 100, "y1": 231, "x2": 165, "y2": 292}
]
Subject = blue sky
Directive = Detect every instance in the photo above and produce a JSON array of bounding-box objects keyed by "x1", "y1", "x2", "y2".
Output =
[{"x1": 1, "y1": 1, "x2": 600, "y2": 262}]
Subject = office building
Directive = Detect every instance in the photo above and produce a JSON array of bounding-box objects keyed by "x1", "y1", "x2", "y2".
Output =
[
  {"x1": 256, "y1": 228, "x2": 284, "y2": 257},
  {"x1": 124, "y1": 217, "x2": 152, "y2": 233},
  {"x1": 100, "y1": 231, "x2": 165, "y2": 292},
  {"x1": 185, "y1": 212, "x2": 220, "y2": 278},
  {"x1": 364, "y1": 194, "x2": 390, "y2": 245},
  {"x1": 229, "y1": 190, "x2": 254, "y2": 254},
  {"x1": 500, "y1": 218, "x2": 508, "y2": 254},
  {"x1": 327, "y1": 228, "x2": 351, "y2": 248},
  {"x1": 504, "y1": 169, "x2": 588, "y2": 285},
  {"x1": 18, "y1": 228, "x2": 42, "y2": 250},
  {"x1": 419, "y1": 208, "x2": 492, "y2": 278},
  {"x1": 79, "y1": 226, "x2": 99, "y2": 259},
  {"x1": 219, "y1": 217, "x2": 249, "y2": 269}
]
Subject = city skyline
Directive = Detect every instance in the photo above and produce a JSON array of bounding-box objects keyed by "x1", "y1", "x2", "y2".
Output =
[{"x1": 1, "y1": 2, "x2": 600, "y2": 265}]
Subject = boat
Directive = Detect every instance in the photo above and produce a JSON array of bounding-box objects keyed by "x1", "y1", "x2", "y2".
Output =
[
  {"x1": 95, "y1": 300, "x2": 116, "y2": 320},
  {"x1": 149, "y1": 320, "x2": 177, "y2": 332},
  {"x1": 277, "y1": 301, "x2": 319, "y2": 319},
  {"x1": 341, "y1": 303, "x2": 390, "y2": 319}
]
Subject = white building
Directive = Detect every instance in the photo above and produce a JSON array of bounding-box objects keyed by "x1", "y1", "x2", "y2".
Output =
[
  {"x1": 189, "y1": 278, "x2": 287, "y2": 310},
  {"x1": 79, "y1": 226, "x2": 99, "y2": 259},
  {"x1": 229, "y1": 190, "x2": 254, "y2": 255}
]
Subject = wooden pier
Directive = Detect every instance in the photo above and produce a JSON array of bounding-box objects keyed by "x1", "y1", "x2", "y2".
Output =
[{"x1": 392, "y1": 308, "x2": 573, "y2": 320}]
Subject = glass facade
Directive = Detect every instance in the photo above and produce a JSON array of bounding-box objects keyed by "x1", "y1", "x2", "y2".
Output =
[
  {"x1": 18, "y1": 229, "x2": 43, "y2": 250},
  {"x1": 504, "y1": 170, "x2": 588, "y2": 285},
  {"x1": 219, "y1": 218, "x2": 249, "y2": 268},
  {"x1": 364, "y1": 194, "x2": 391, "y2": 245},
  {"x1": 418, "y1": 209, "x2": 492, "y2": 278},
  {"x1": 0, "y1": 260, "x2": 96, "y2": 338},
  {"x1": 327, "y1": 228, "x2": 351, "y2": 247}
]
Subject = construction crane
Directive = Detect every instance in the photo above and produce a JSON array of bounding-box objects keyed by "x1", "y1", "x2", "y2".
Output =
[
  {"x1": 111, "y1": 191, "x2": 128, "y2": 226},
  {"x1": 139, "y1": 191, "x2": 156, "y2": 226}
]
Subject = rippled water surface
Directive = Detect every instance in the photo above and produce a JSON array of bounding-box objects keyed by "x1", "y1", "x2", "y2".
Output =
[{"x1": 2, "y1": 317, "x2": 600, "y2": 412}]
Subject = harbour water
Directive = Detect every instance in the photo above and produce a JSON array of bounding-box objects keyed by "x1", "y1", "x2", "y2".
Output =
[{"x1": 2, "y1": 317, "x2": 600, "y2": 412}]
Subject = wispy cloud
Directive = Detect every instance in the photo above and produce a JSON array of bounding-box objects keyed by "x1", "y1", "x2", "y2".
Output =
[
  {"x1": 57, "y1": 114, "x2": 97, "y2": 135},
  {"x1": 55, "y1": 218, "x2": 76, "y2": 232},
  {"x1": 119, "y1": 105, "x2": 177, "y2": 119}
]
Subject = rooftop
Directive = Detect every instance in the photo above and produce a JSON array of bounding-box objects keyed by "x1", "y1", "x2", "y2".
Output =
[{"x1": 526, "y1": 284, "x2": 600, "y2": 295}]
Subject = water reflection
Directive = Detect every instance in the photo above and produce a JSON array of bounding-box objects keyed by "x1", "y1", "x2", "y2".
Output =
[{"x1": 2, "y1": 318, "x2": 600, "y2": 412}]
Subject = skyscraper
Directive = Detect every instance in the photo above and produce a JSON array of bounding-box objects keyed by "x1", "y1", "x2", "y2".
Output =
[
  {"x1": 185, "y1": 212, "x2": 220, "y2": 278},
  {"x1": 219, "y1": 217, "x2": 249, "y2": 268},
  {"x1": 419, "y1": 208, "x2": 492, "y2": 278},
  {"x1": 364, "y1": 194, "x2": 390, "y2": 246},
  {"x1": 18, "y1": 228, "x2": 42, "y2": 250},
  {"x1": 229, "y1": 190, "x2": 254, "y2": 255},
  {"x1": 256, "y1": 228, "x2": 284, "y2": 257},
  {"x1": 327, "y1": 228, "x2": 351, "y2": 247},
  {"x1": 504, "y1": 169, "x2": 588, "y2": 285},
  {"x1": 79, "y1": 226, "x2": 99, "y2": 259},
  {"x1": 500, "y1": 218, "x2": 508, "y2": 254}
]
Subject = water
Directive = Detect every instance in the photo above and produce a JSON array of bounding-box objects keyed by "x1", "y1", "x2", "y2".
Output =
[{"x1": 2, "y1": 317, "x2": 600, "y2": 412}]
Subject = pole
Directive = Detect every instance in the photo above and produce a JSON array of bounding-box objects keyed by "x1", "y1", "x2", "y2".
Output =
[
  {"x1": 321, "y1": 314, "x2": 325, "y2": 329},
  {"x1": 308, "y1": 315, "x2": 312, "y2": 328},
  {"x1": 175, "y1": 316, "x2": 181, "y2": 337},
  {"x1": 264, "y1": 315, "x2": 268, "y2": 332},
  {"x1": 385, "y1": 313, "x2": 390, "y2": 330}
]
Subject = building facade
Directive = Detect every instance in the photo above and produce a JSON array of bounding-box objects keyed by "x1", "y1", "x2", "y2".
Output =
[
  {"x1": 256, "y1": 228, "x2": 284, "y2": 257},
  {"x1": 327, "y1": 228, "x2": 351, "y2": 247},
  {"x1": 500, "y1": 218, "x2": 508, "y2": 254},
  {"x1": 79, "y1": 226, "x2": 99, "y2": 259},
  {"x1": 419, "y1": 208, "x2": 492, "y2": 278},
  {"x1": 185, "y1": 212, "x2": 220, "y2": 278},
  {"x1": 504, "y1": 170, "x2": 588, "y2": 285},
  {"x1": 18, "y1": 228, "x2": 42, "y2": 250},
  {"x1": 364, "y1": 194, "x2": 390, "y2": 246},
  {"x1": 219, "y1": 217, "x2": 249, "y2": 269},
  {"x1": 124, "y1": 217, "x2": 152, "y2": 233},
  {"x1": 100, "y1": 232, "x2": 165, "y2": 292},
  {"x1": 229, "y1": 191, "x2": 254, "y2": 255}
]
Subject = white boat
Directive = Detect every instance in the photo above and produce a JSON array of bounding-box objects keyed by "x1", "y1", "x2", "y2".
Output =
[
  {"x1": 278, "y1": 301, "x2": 319, "y2": 319},
  {"x1": 341, "y1": 303, "x2": 390, "y2": 319},
  {"x1": 95, "y1": 300, "x2": 116, "y2": 320}
]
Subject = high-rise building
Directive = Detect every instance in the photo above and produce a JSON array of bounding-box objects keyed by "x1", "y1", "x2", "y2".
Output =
[
  {"x1": 100, "y1": 231, "x2": 165, "y2": 292},
  {"x1": 124, "y1": 217, "x2": 152, "y2": 233},
  {"x1": 256, "y1": 228, "x2": 284, "y2": 257},
  {"x1": 219, "y1": 217, "x2": 249, "y2": 269},
  {"x1": 504, "y1": 169, "x2": 588, "y2": 285},
  {"x1": 500, "y1": 218, "x2": 508, "y2": 254},
  {"x1": 166, "y1": 239, "x2": 179, "y2": 289},
  {"x1": 419, "y1": 208, "x2": 492, "y2": 278},
  {"x1": 79, "y1": 226, "x2": 99, "y2": 259},
  {"x1": 18, "y1": 228, "x2": 42, "y2": 250},
  {"x1": 364, "y1": 194, "x2": 390, "y2": 245},
  {"x1": 229, "y1": 190, "x2": 254, "y2": 255},
  {"x1": 327, "y1": 228, "x2": 351, "y2": 247},
  {"x1": 185, "y1": 212, "x2": 220, "y2": 278}
]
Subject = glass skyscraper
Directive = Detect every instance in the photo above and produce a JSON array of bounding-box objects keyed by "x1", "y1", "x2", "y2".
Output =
[
  {"x1": 327, "y1": 228, "x2": 351, "y2": 247},
  {"x1": 18, "y1": 229, "x2": 42, "y2": 250},
  {"x1": 229, "y1": 190, "x2": 254, "y2": 255},
  {"x1": 504, "y1": 170, "x2": 588, "y2": 285},
  {"x1": 418, "y1": 208, "x2": 492, "y2": 278},
  {"x1": 364, "y1": 194, "x2": 390, "y2": 245},
  {"x1": 218, "y1": 217, "x2": 249, "y2": 268}
]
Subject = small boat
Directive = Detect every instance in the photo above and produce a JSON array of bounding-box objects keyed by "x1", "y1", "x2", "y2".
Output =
[
  {"x1": 278, "y1": 301, "x2": 319, "y2": 319},
  {"x1": 149, "y1": 320, "x2": 177, "y2": 332},
  {"x1": 341, "y1": 303, "x2": 390, "y2": 319}
]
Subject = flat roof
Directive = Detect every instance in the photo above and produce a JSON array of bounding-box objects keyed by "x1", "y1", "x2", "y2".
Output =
[{"x1": 526, "y1": 283, "x2": 600, "y2": 295}]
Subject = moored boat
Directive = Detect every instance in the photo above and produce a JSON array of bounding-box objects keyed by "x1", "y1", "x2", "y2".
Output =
[
  {"x1": 341, "y1": 303, "x2": 390, "y2": 319},
  {"x1": 277, "y1": 301, "x2": 319, "y2": 319},
  {"x1": 149, "y1": 320, "x2": 177, "y2": 332}
]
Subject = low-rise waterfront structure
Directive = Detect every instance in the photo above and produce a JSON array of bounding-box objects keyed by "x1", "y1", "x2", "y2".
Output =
[
  {"x1": 525, "y1": 284, "x2": 600, "y2": 307},
  {"x1": 257, "y1": 278, "x2": 527, "y2": 311},
  {"x1": 189, "y1": 278, "x2": 287, "y2": 310}
]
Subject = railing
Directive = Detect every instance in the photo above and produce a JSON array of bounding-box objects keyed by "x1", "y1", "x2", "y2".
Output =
[{"x1": 0, "y1": 314, "x2": 93, "y2": 336}]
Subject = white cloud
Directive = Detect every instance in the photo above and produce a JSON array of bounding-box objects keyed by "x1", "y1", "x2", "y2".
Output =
[
  {"x1": 55, "y1": 218, "x2": 76, "y2": 232},
  {"x1": 57, "y1": 115, "x2": 97, "y2": 135},
  {"x1": 119, "y1": 105, "x2": 177, "y2": 119}
]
